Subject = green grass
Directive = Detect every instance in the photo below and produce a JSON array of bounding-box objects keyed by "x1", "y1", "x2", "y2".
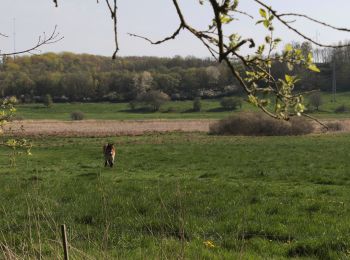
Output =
[
  {"x1": 1, "y1": 133, "x2": 350, "y2": 259},
  {"x1": 308, "y1": 92, "x2": 350, "y2": 118},
  {"x1": 14, "y1": 92, "x2": 350, "y2": 121},
  {"x1": 15, "y1": 99, "x2": 254, "y2": 120}
]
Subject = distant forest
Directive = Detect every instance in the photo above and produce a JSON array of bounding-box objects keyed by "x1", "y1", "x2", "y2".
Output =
[{"x1": 0, "y1": 42, "x2": 349, "y2": 103}]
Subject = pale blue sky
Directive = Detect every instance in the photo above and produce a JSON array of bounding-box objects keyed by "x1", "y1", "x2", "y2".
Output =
[{"x1": 1, "y1": 0, "x2": 350, "y2": 57}]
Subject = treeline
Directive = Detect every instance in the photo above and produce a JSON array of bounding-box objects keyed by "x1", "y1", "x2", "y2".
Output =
[
  {"x1": 0, "y1": 53, "x2": 240, "y2": 102},
  {"x1": 278, "y1": 41, "x2": 350, "y2": 92},
  {"x1": 0, "y1": 43, "x2": 349, "y2": 103}
]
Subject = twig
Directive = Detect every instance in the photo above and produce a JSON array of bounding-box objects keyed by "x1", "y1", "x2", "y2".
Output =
[
  {"x1": 302, "y1": 113, "x2": 329, "y2": 131},
  {"x1": 1, "y1": 26, "x2": 63, "y2": 57},
  {"x1": 254, "y1": 0, "x2": 350, "y2": 48}
]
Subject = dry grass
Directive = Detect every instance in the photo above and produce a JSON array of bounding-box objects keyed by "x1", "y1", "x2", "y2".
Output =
[
  {"x1": 209, "y1": 113, "x2": 314, "y2": 136},
  {"x1": 6, "y1": 117, "x2": 350, "y2": 137},
  {"x1": 313, "y1": 119, "x2": 350, "y2": 133},
  {"x1": 6, "y1": 119, "x2": 215, "y2": 137}
]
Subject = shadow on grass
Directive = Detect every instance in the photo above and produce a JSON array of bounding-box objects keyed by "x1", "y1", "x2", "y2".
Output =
[
  {"x1": 77, "y1": 172, "x2": 99, "y2": 179},
  {"x1": 206, "y1": 107, "x2": 232, "y2": 112},
  {"x1": 24, "y1": 105, "x2": 47, "y2": 109},
  {"x1": 181, "y1": 109, "x2": 197, "y2": 113},
  {"x1": 119, "y1": 108, "x2": 156, "y2": 114}
]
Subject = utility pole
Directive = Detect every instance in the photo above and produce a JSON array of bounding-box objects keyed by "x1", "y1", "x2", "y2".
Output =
[
  {"x1": 13, "y1": 18, "x2": 16, "y2": 60},
  {"x1": 332, "y1": 57, "x2": 337, "y2": 102}
]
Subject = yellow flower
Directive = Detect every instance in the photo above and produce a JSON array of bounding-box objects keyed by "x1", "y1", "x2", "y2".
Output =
[{"x1": 203, "y1": 240, "x2": 215, "y2": 248}]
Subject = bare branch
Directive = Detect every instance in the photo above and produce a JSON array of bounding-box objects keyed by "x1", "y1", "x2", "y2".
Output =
[
  {"x1": 234, "y1": 9, "x2": 254, "y2": 19},
  {"x1": 208, "y1": 0, "x2": 225, "y2": 60},
  {"x1": 279, "y1": 13, "x2": 350, "y2": 33},
  {"x1": 1, "y1": 26, "x2": 63, "y2": 57},
  {"x1": 302, "y1": 113, "x2": 329, "y2": 131},
  {"x1": 254, "y1": 0, "x2": 350, "y2": 48},
  {"x1": 128, "y1": 25, "x2": 183, "y2": 45},
  {"x1": 105, "y1": 0, "x2": 119, "y2": 59},
  {"x1": 221, "y1": 38, "x2": 255, "y2": 60}
]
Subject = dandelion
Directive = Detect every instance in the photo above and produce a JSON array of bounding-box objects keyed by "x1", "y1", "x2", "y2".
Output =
[{"x1": 203, "y1": 240, "x2": 215, "y2": 248}]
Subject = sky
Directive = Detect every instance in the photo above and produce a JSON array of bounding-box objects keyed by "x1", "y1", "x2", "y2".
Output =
[{"x1": 1, "y1": 0, "x2": 350, "y2": 58}]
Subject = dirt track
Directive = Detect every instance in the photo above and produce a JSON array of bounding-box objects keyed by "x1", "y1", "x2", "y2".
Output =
[
  {"x1": 6, "y1": 119, "x2": 216, "y2": 137},
  {"x1": 5, "y1": 118, "x2": 350, "y2": 137}
]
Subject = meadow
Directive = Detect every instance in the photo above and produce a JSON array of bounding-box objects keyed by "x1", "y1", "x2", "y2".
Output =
[
  {"x1": 1, "y1": 132, "x2": 350, "y2": 259},
  {"x1": 15, "y1": 100, "x2": 238, "y2": 120},
  {"x1": 15, "y1": 92, "x2": 350, "y2": 121}
]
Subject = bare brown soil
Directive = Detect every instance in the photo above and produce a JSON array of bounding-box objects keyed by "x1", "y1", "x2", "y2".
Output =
[
  {"x1": 5, "y1": 118, "x2": 350, "y2": 137},
  {"x1": 6, "y1": 119, "x2": 216, "y2": 137}
]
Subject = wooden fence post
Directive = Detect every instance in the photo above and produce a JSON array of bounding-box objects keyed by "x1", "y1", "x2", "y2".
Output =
[{"x1": 61, "y1": 224, "x2": 69, "y2": 260}]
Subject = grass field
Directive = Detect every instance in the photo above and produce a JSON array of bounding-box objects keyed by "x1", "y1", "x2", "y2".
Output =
[
  {"x1": 1, "y1": 132, "x2": 350, "y2": 259},
  {"x1": 13, "y1": 92, "x2": 350, "y2": 121},
  {"x1": 15, "y1": 100, "x2": 240, "y2": 120}
]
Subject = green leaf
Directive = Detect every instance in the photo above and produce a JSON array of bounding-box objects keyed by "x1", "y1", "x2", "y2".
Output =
[
  {"x1": 285, "y1": 74, "x2": 293, "y2": 84},
  {"x1": 284, "y1": 44, "x2": 293, "y2": 52},
  {"x1": 248, "y1": 95, "x2": 259, "y2": 107},
  {"x1": 295, "y1": 103, "x2": 305, "y2": 113},
  {"x1": 220, "y1": 15, "x2": 233, "y2": 24},
  {"x1": 231, "y1": 0, "x2": 239, "y2": 10},
  {"x1": 287, "y1": 62, "x2": 294, "y2": 71},
  {"x1": 259, "y1": 8, "x2": 267, "y2": 18},
  {"x1": 265, "y1": 36, "x2": 271, "y2": 43},
  {"x1": 307, "y1": 52, "x2": 313, "y2": 63},
  {"x1": 308, "y1": 64, "x2": 320, "y2": 72},
  {"x1": 263, "y1": 20, "x2": 270, "y2": 28},
  {"x1": 259, "y1": 99, "x2": 270, "y2": 107}
]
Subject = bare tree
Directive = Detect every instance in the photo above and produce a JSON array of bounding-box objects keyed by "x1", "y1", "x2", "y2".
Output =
[{"x1": 309, "y1": 92, "x2": 323, "y2": 111}]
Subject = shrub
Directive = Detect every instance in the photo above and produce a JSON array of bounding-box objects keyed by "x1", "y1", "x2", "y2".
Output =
[
  {"x1": 326, "y1": 122, "x2": 343, "y2": 132},
  {"x1": 334, "y1": 104, "x2": 350, "y2": 113},
  {"x1": 129, "y1": 100, "x2": 137, "y2": 111},
  {"x1": 289, "y1": 117, "x2": 315, "y2": 135},
  {"x1": 308, "y1": 92, "x2": 323, "y2": 111},
  {"x1": 165, "y1": 107, "x2": 177, "y2": 113},
  {"x1": 193, "y1": 97, "x2": 202, "y2": 112},
  {"x1": 136, "y1": 90, "x2": 170, "y2": 112},
  {"x1": 71, "y1": 111, "x2": 85, "y2": 120},
  {"x1": 103, "y1": 92, "x2": 123, "y2": 102},
  {"x1": 220, "y1": 97, "x2": 241, "y2": 111},
  {"x1": 209, "y1": 113, "x2": 314, "y2": 136},
  {"x1": 43, "y1": 94, "x2": 53, "y2": 108},
  {"x1": 171, "y1": 93, "x2": 181, "y2": 101}
]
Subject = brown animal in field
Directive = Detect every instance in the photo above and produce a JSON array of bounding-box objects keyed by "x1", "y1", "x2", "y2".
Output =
[{"x1": 103, "y1": 143, "x2": 116, "y2": 167}]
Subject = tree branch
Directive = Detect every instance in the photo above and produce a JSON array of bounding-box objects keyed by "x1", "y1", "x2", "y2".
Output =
[
  {"x1": 105, "y1": 0, "x2": 119, "y2": 59},
  {"x1": 1, "y1": 26, "x2": 63, "y2": 56},
  {"x1": 254, "y1": 0, "x2": 350, "y2": 48},
  {"x1": 128, "y1": 24, "x2": 183, "y2": 45},
  {"x1": 279, "y1": 13, "x2": 350, "y2": 33}
]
